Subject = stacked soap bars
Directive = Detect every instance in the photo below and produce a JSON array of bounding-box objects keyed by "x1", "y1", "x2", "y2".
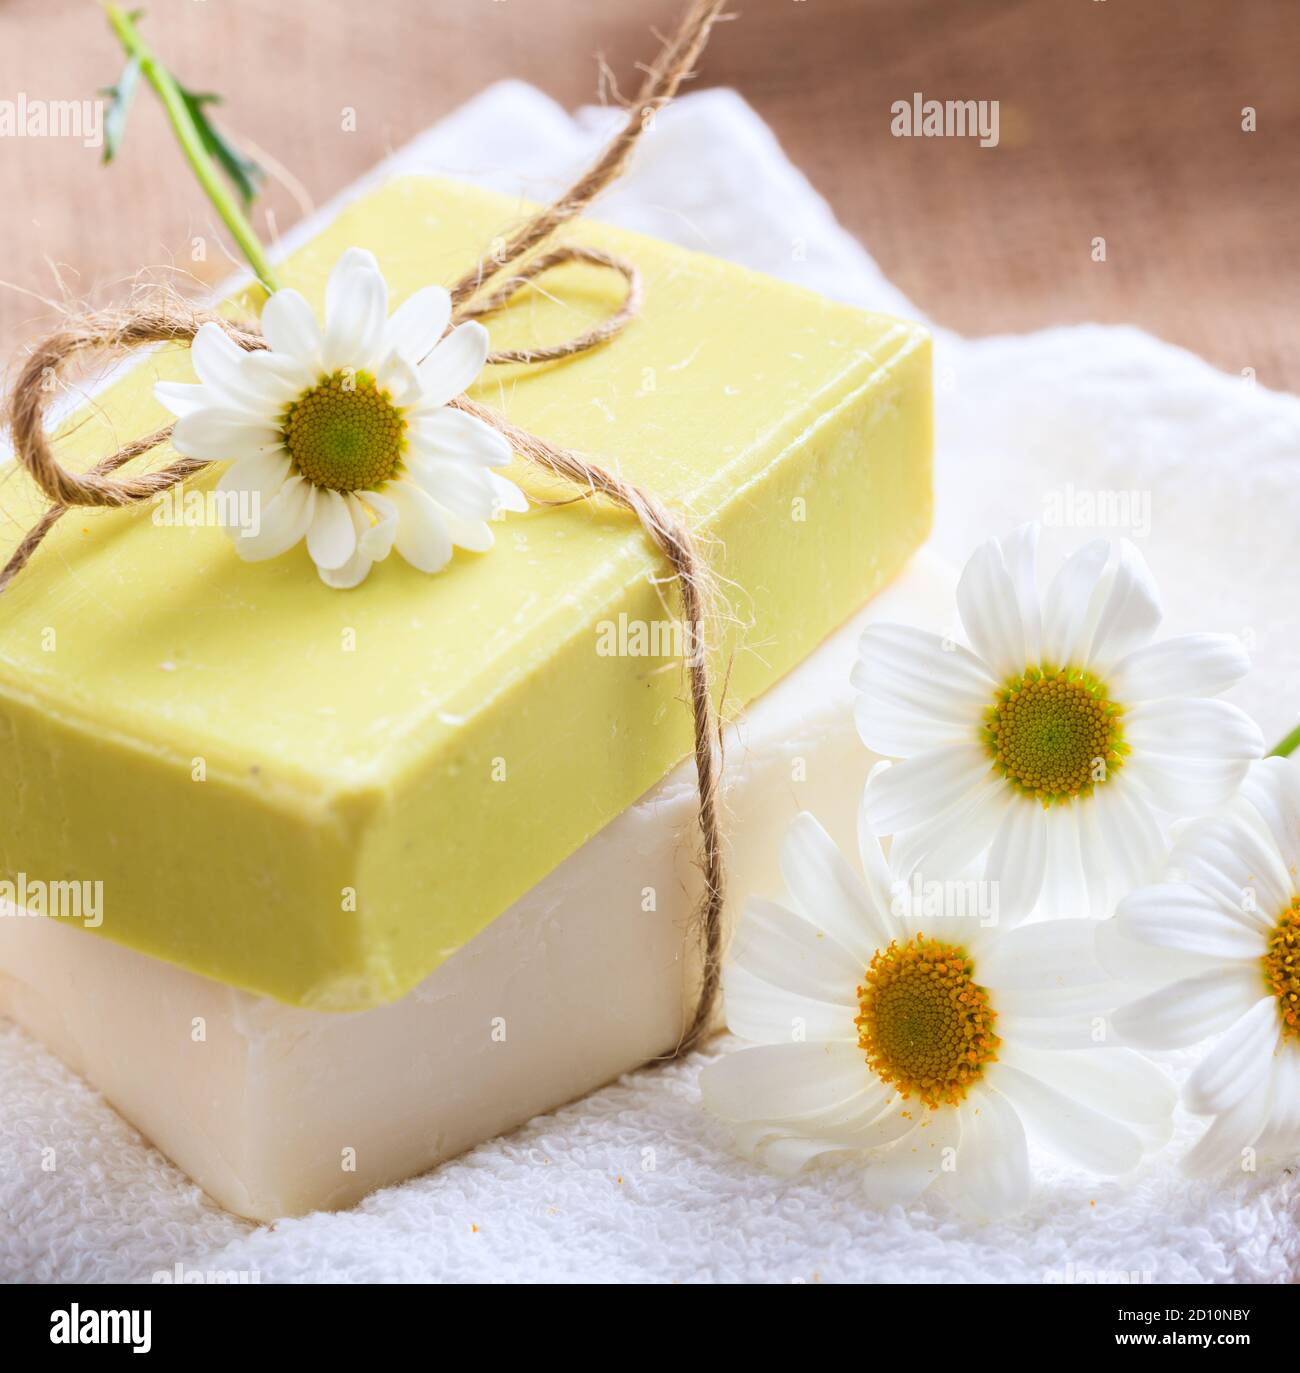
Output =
[{"x1": 0, "y1": 176, "x2": 933, "y2": 1217}]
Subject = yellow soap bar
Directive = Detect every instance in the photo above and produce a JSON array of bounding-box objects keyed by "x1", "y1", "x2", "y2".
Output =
[{"x1": 0, "y1": 176, "x2": 931, "y2": 1010}]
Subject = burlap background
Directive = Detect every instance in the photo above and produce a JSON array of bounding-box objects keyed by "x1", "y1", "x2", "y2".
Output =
[{"x1": 1, "y1": 0, "x2": 1294, "y2": 386}]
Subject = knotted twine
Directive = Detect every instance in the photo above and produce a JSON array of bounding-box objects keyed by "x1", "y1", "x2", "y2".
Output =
[{"x1": 0, "y1": 0, "x2": 729, "y2": 1053}]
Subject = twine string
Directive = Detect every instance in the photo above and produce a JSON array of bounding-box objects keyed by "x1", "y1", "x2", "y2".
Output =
[
  {"x1": 458, "y1": 244, "x2": 644, "y2": 366},
  {"x1": 0, "y1": 0, "x2": 729, "y2": 1053},
  {"x1": 454, "y1": 395, "x2": 726, "y2": 1053},
  {"x1": 447, "y1": 0, "x2": 726, "y2": 310}
]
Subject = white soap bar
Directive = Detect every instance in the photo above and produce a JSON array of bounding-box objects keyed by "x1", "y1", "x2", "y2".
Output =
[{"x1": 0, "y1": 551, "x2": 954, "y2": 1220}]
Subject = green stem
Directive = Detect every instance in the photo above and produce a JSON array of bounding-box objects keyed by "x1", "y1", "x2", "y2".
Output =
[
  {"x1": 1270, "y1": 722, "x2": 1300, "y2": 759},
  {"x1": 104, "y1": 4, "x2": 279, "y2": 294}
]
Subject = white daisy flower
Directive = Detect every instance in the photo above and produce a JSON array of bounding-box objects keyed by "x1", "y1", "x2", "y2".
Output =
[
  {"x1": 1105, "y1": 756, "x2": 1300, "y2": 1177},
  {"x1": 853, "y1": 524, "x2": 1263, "y2": 920},
  {"x1": 154, "y1": 247, "x2": 526, "y2": 588},
  {"x1": 700, "y1": 806, "x2": 1174, "y2": 1220}
]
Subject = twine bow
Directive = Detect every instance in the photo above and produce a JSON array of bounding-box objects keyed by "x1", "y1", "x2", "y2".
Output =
[{"x1": 0, "y1": 0, "x2": 729, "y2": 1052}]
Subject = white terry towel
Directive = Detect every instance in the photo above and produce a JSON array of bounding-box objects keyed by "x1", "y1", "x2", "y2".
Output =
[{"x1": 3, "y1": 81, "x2": 1299, "y2": 1284}]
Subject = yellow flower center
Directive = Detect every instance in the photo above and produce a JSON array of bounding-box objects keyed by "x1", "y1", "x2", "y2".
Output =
[
  {"x1": 984, "y1": 668, "x2": 1125, "y2": 804},
  {"x1": 855, "y1": 934, "x2": 1000, "y2": 1108},
  {"x1": 282, "y1": 370, "x2": 407, "y2": 492},
  {"x1": 1263, "y1": 897, "x2": 1300, "y2": 1039}
]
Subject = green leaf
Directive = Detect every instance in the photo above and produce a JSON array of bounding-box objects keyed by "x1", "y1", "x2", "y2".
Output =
[
  {"x1": 177, "y1": 82, "x2": 263, "y2": 206},
  {"x1": 100, "y1": 54, "x2": 141, "y2": 165}
]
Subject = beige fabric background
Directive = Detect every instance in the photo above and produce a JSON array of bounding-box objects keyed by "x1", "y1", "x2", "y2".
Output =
[{"x1": 0, "y1": 0, "x2": 1295, "y2": 386}]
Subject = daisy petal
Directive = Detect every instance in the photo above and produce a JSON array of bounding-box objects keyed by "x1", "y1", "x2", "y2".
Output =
[
  {"x1": 216, "y1": 450, "x2": 291, "y2": 538},
  {"x1": 1109, "y1": 633, "x2": 1252, "y2": 702},
  {"x1": 374, "y1": 348, "x2": 424, "y2": 408},
  {"x1": 1111, "y1": 968, "x2": 1266, "y2": 1049},
  {"x1": 855, "y1": 701, "x2": 964, "y2": 760},
  {"x1": 956, "y1": 538, "x2": 1026, "y2": 680},
  {"x1": 332, "y1": 245, "x2": 379, "y2": 274},
  {"x1": 1115, "y1": 882, "x2": 1267, "y2": 960},
  {"x1": 1091, "y1": 779, "x2": 1166, "y2": 893},
  {"x1": 790, "y1": 1081, "x2": 902, "y2": 1143},
  {"x1": 1128, "y1": 753, "x2": 1262, "y2": 819},
  {"x1": 385, "y1": 478, "x2": 453, "y2": 574},
  {"x1": 722, "y1": 963, "x2": 858, "y2": 1045},
  {"x1": 861, "y1": 1109, "x2": 961, "y2": 1209},
  {"x1": 1173, "y1": 811, "x2": 1292, "y2": 920},
  {"x1": 1005, "y1": 1045, "x2": 1175, "y2": 1126},
  {"x1": 190, "y1": 320, "x2": 254, "y2": 397},
  {"x1": 385, "y1": 285, "x2": 453, "y2": 365},
  {"x1": 170, "y1": 409, "x2": 281, "y2": 462},
  {"x1": 153, "y1": 381, "x2": 211, "y2": 419},
  {"x1": 886, "y1": 776, "x2": 1011, "y2": 886},
  {"x1": 862, "y1": 743, "x2": 991, "y2": 835},
  {"x1": 997, "y1": 1011, "x2": 1115, "y2": 1050},
  {"x1": 751, "y1": 1134, "x2": 852, "y2": 1176},
  {"x1": 316, "y1": 494, "x2": 375, "y2": 590},
  {"x1": 989, "y1": 1063, "x2": 1142, "y2": 1173},
  {"x1": 853, "y1": 628, "x2": 991, "y2": 756},
  {"x1": 854, "y1": 623, "x2": 996, "y2": 714},
  {"x1": 305, "y1": 488, "x2": 357, "y2": 572},
  {"x1": 242, "y1": 348, "x2": 313, "y2": 398},
  {"x1": 406, "y1": 456, "x2": 499, "y2": 522},
  {"x1": 410, "y1": 406, "x2": 513, "y2": 467},
  {"x1": 834, "y1": 1099, "x2": 917, "y2": 1148},
  {"x1": 779, "y1": 812, "x2": 891, "y2": 961},
  {"x1": 1097, "y1": 909, "x2": 1235, "y2": 986},
  {"x1": 1256, "y1": 1048, "x2": 1300, "y2": 1153},
  {"x1": 488, "y1": 471, "x2": 528, "y2": 515},
  {"x1": 1182, "y1": 995, "x2": 1280, "y2": 1117},
  {"x1": 857, "y1": 790, "x2": 903, "y2": 945},
  {"x1": 316, "y1": 555, "x2": 373, "y2": 590},
  {"x1": 1241, "y1": 756, "x2": 1300, "y2": 870},
  {"x1": 355, "y1": 490, "x2": 398, "y2": 562},
  {"x1": 234, "y1": 475, "x2": 315, "y2": 562},
  {"x1": 417, "y1": 321, "x2": 490, "y2": 408},
  {"x1": 1182, "y1": 1081, "x2": 1273, "y2": 1177},
  {"x1": 1039, "y1": 799, "x2": 1090, "y2": 919},
  {"x1": 1126, "y1": 699, "x2": 1263, "y2": 793},
  {"x1": 995, "y1": 981, "x2": 1119, "y2": 1019},
  {"x1": 216, "y1": 447, "x2": 291, "y2": 500},
  {"x1": 222, "y1": 356, "x2": 304, "y2": 415},
  {"x1": 323, "y1": 262, "x2": 388, "y2": 372},
  {"x1": 699, "y1": 1041, "x2": 871, "y2": 1123},
  {"x1": 261, "y1": 288, "x2": 323, "y2": 364},
  {"x1": 1000, "y1": 522, "x2": 1042, "y2": 662},
  {"x1": 734, "y1": 1081, "x2": 903, "y2": 1154},
  {"x1": 729, "y1": 895, "x2": 862, "y2": 1003},
  {"x1": 442, "y1": 511, "x2": 495, "y2": 553},
  {"x1": 981, "y1": 796, "x2": 1048, "y2": 923},
  {"x1": 1040, "y1": 538, "x2": 1108, "y2": 667},
  {"x1": 952, "y1": 1087, "x2": 1030, "y2": 1220},
  {"x1": 324, "y1": 247, "x2": 379, "y2": 321},
  {"x1": 977, "y1": 918, "x2": 1110, "y2": 993},
  {"x1": 1085, "y1": 540, "x2": 1162, "y2": 673}
]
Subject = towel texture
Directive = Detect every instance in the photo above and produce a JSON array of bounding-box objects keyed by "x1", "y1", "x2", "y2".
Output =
[{"x1": 3, "y1": 81, "x2": 1299, "y2": 1284}]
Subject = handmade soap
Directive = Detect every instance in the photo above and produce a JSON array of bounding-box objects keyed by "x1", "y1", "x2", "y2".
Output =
[
  {"x1": 0, "y1": 176, "x2": 931, "y2": 1010},
  {"x1": 0, "y1": 552, "x2": 953, "y2": 1219}
]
